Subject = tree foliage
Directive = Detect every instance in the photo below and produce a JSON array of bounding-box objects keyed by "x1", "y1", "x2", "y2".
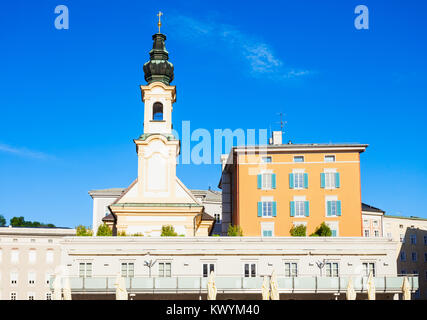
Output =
[
  {"x1": 227, "y1": 224, "x2": 243, "y2": 236},
  {"x1": 96, "y1": 223, "x2": 113, "y2": 236},
  {"x1": 0, "y1": 215, "x2": 6, "y2": 227},
  {"x1": 161, "y1": 225, "x2": 178, "y2": 236},
  {"x1": 310, "y1": 222, "x2": 332, "y2": 237},
  {"x1": 290, "y1": 224, "x2": 307, "y2": 236},
  {"x1": 76, "y1": 225, "x2": 93, "y2": 236},
  {"x1": 10, "y1": 216, "x2": 55, "y2": 228}
]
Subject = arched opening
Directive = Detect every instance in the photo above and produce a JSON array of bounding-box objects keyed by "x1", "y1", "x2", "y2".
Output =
[{"x1": 153, "y1": 102, "x2": 163, "y2": 121}]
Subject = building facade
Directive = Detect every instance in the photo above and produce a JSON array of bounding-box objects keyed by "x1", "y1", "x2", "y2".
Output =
[
  {"x1": 383, "y1": 215, "x2": 427, "y2": 300},
  {"x1": 220, "y1": 136, "x2": 367, "y2": 237},
  {"x1": 0, "y1": 227, "x2": 75, "y2": 300},
  {"x1": 56, "y1": 236, "x2": 416, "y2": 300}
]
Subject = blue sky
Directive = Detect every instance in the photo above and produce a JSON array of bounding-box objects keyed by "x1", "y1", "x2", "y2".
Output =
[{"x1": 0, "y1": 0, "x2": 426, "y2": 227}]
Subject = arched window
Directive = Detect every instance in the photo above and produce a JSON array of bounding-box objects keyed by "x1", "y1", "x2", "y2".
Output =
[{"x1": 153, "y1": 102, "x2": 163, "y2": 121}]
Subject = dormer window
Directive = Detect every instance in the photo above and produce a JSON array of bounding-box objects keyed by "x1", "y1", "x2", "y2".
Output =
[{"x1": 153, "y1": 102, "x2": 163, "y2": 121}]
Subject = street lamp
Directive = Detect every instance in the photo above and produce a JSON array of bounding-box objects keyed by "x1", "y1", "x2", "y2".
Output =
[
  {"x1": 144, "y1": 252, "x2": 156, "y2": 277},
  {"x1": 316, "y1": 259, "x2": 326, "y2": 277}
]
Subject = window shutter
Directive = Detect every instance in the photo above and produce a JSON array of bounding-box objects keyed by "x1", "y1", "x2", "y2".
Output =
[
  {"x1": 289, "y1": 173, "x2": 294, "y2": 189},
  {"x1": 258, "y1": 202, "x2": 262, "y2": 217},
  {"x1": 290, "y1": 201, "x2": 295, "y2": 217},
  {"x1": 327, "y1": 201, "x2": 332, "y2": 216},
  {"x1": 305, "y1": 201, "x2": 309, "y2": 217},
  {"x1": 320, "y1": 173, "x2": 325, "y2": 188},
  {"x1": 335, "y1": 173, "x2": 340, "y2": 188},
  {"x1": 304, "y1": 173, "x2": 308, "y2": 188},
  {"x1": 337, "y1": 201, "x2": 342, "y2": 216},
  {"x1": 272, "y1": 174, "x2": 276, "y2": 189},
  {"x1": 272, "y1": 202, "x2": 277, "y2": 217},
  {"x1": 257, "y1": 174, "x2": 262, "y2": 189}
]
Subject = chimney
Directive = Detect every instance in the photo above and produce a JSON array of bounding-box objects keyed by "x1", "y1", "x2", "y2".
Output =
[{"x1": 269, "y1": 131, "x2": 282, "y2": 145}]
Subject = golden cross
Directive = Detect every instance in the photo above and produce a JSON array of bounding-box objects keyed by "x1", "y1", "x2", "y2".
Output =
[{"x1": 157, "y1": 11, "x2": 163, "y2": 33}]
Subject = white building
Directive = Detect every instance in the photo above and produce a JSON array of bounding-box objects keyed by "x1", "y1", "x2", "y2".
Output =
[
  {"x1": 54, "y1": 236, "x2": 417, "y2": 300},
  {"x1": 0, "y1": 227, "x2": 75, "y2": 300}
]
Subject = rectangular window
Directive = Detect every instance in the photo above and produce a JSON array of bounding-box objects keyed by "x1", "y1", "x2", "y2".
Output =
[
  {"x1": 261, "y1": 157, "x2": 272, "y2": 163},
  {"x1": 244, "y1": 263, "x2": 256, "y2": 278},
  {"x1": 412, "y1": 252, "x2": 417, "y2": 262},
  {"x1": 214, "y1": 214, "x2": 221, "y2": 223},
  {"x1": 262, "y1": 230, "x2": 273, "y2": 237},
  {"x1": 262, "y1": 173, "x2": 273, "y2": 189},
  {"x1": 202, "y1": 263, "x2": 215, "y2": 277},
  {"x1": 10, "y1": 292, "x2": 17, "y2": 300},
  {"x1": 79, "y1": 263, "x2": 92, "y2": 278},
  {"x1": 362, "y1": 263, "x2": 376, "y2": 277},
  {"x1": 324, "y1": 172, "x2": 336, "y2": 188},
  {"x1": 424, "y1": 253, "x2": 427, "y2": 262},
  {"x1": 410, "y1": 235, "x2": 417, "y2": 245},
  {"x1": 159, "y1": 262, "x2": 171, "y2": 277},
  {"x1": 284, "y1": 263, "x2": 298, "y2": 277},
  {"x1": 364, "y1": 230, "x2": 370, "y2": 237},
  {"x1": 400, "y1": 234, "x2": 405, "y2": 243},
  {"x1": 11, "y1": 249, "x2": 19, "y2": 263},
  {"x1": 295, "y1": 201, "x2": 306, "y2": 217},
  {"x1": 121, "y1": 263, "x2": 134, "y2": 278},
  {"x1": 400, "y1": 252, "x2": 406, "y2": 261},
  {"x1": 325, "y1": 155, "x2": 335, "y2": 162},
  {"x1": 46, "y1": 250, "x2": 54, "y2": 264},
  {"x1": 325, "y1": 263, "x2": 339, "y2": 277},
  {"x1": 28, "y1": 293, "x2": 35, "y2": 300},
  {"x1": 293, "y1": 156, "x2": 304, "y2": 163},
  {"x1": 293, "y1": 172, "x2": 304, "y2": 189},
  {"x1": 29, "y1": 249, "x2": 36, "y2": 264},
  {"x1": 46, "y1": 273, "x2": 52, "y2": 285},
  {"x1": 374, "y1": 230, "x2": 379, "y2": 237},
  {"x1": 327, "y1": 200, "x2": 341, "y2": 216},
  {"x1": 10, "y1": 272, "x2": 18, "y2": 285},
  {"x1": 262, "y1": 202, "x2": 273, "y2": 217},
  {"x1": 28, "y1": 272, "x2": 36, "y2": 285},
  {"x1": 46, "y1": 293, "x2": 52, "y2": 300}
]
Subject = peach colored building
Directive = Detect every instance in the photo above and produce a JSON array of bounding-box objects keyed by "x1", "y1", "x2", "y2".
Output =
[{"x1": 220, "y1": 134, "x2": 367, "y2": 237}]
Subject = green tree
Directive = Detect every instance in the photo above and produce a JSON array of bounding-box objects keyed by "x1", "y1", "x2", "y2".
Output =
[
  {"x1": 290, "y1": 224, "x2": 307, "y2": 236},
  {"x1": 161, "y1": 225, "x2": 178, "y2": 236},
  {"x1": 76, "y1": 225, "x2": 93, "y2": 236},
  {"x1": 310, "y1": 222, "x2": 332, "y2": 237},
  {"x1": 10, "y1": 216, "x2": 55, "y2": 228},
  {"x1": 0, "y1": 215, "x2": 6, "y2": 227},
  {"x1": 96, "y1": 223, "x2": 113, "y2": 236},
  {"x1": 227, "y1": 224, "x2": 243, "y2": 236}
]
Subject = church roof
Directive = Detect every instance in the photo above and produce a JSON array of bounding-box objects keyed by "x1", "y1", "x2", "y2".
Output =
[{"x1": 143, "y1": 33, "x2": 174, "y2": 85}]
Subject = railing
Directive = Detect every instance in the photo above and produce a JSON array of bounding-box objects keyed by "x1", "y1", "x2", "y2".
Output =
[{"x1": 51, "y1": 275, "x2": 418, "y2": 294}]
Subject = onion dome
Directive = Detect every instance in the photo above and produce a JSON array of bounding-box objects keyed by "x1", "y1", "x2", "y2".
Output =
[{"x1": 143, "y1": 33, "x2": 174, "y2": 85}]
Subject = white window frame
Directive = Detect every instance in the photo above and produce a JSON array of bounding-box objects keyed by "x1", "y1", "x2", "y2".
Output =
[
  {"x1": 10, "y1": 272, "x2": 18, "y2": 285},
  {"x1": 284, "y1": 262, "x2": 298, "y2": 277},
  {"x1": 121, "y1": 262, "x2": 135, "y2": 278},
  {"x1": 292, "y1": 169, "x2": 305, "y2": 189},
  {"x1": 325, "y1": 262, "x2": 339, "y2": 277},
  {"x1": 11, "y1": 249, "x2": 19, "y2": 263},
  {"x1": 293, "y1": 156, "x2": 304, "y2": 163},
  {"x1": 325, "y1": 196, "x2": 338, "y2": 217},
  {"x1": 79, "y1": 262, "x2": 92, "y2": 278},
  {"x1": 158, "y1": 262, "x2": 172, "y2": 278},
  {"x1": 261, "y1": 222, "x2": 274, "y2": 237},
  {"x1": 324, "y1": 155, "x2": 336, "y2": 162},
  {"x1": 261, "y1": 172, "x2": 273, "y2": 190},
  {"x1": 202, "y1": 263, "x2": 215, "y2": 277},
  {"x1": 261, "y1": 156, "x2": 272, "y2": 163},
  {"x1": 46, "y1": 249, "x2": 54, "y2": 264},
  {"x1": 28, "y1": 272, "x2": 36, "y2": 285},
  {"x1": 243, "y1": 262, "x2": 257, "y2": 278},
  {"x1": 362, "y1": 262, "x2": 376, "y2": 277},
  {"x1": 364, "y1": 229, "x2": 370, "y2": 237},
  {"x1": 261, "y1": 197, "x2": 274, "y2": 217},
  {"x1": 326, "y1": 221, "x2": 339, "y2": 237},
  {"x1": 293, "y1": 196, "x2": 306, "y2": 218},
  {"x1": 28, "y1": 249, "x2": 36, "y2": 264},
  {"x1": 324, "y1": 168, "x2": 337, "y2": 189}
]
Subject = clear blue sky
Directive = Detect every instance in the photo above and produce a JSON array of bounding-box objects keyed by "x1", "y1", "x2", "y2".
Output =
[{"x1": 0, "y1": 0, "x2": 426, "y2": 227}]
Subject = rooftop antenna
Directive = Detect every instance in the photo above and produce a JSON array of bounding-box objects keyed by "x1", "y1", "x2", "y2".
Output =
[{"x1": 276, "y1": 112, "x2": 287, "y2": 140}]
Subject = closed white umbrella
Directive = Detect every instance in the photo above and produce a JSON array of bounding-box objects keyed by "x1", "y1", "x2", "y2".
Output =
[
  {"x1": 63, "y1": 277, "x2": 72, "y2": 300},
  {"x1": 270, "y1": 270, "x2": 279, "y2": 300},
  {"x1": 207, "y1": 271, "x2": 217, "y2": 300},
  {"x1": 402, "y1": 276, "x2": 411, "y2": 300},
  {"x1": 114, "y1": 273, "x2": 128, "y2": 300},
  {"x1": 53, "y1": 274, "x2": 62, "y2": 300},
  {"x1": 367, "y1": 271, "x2": 375, "y2": 300},
  {"x1": 346, "y1": 277, "x2": 356, "y2": 300},
  {"x1": 261, "y1": 276, "x2": 270, "y2": 300}
]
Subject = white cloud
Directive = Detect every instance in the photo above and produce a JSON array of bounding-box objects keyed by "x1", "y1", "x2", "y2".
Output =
[
  {"x1": 0, "y1": 143, "x2": 52, "y2": 160},
  {"x1": 169, "y1": 14, "x2": 310, "y2": 80}
]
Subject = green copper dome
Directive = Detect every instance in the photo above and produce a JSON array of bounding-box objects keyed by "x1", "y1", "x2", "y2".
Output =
[{"x1": 143, "y1": 33, "x2": 174, "y2": 85}]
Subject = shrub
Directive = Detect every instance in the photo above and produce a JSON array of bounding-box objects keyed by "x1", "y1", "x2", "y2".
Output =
[
  {"x1": 96, "y1": 223, "x2": 112, "y2": 236},
  {"x1": 76, "y1": 225, "x2": 93, "y2": 236},
  {"x1": 133, "y1": 233, "x2": 143, "y2": 237},
  {"x1": 161, "y1": 225, "x2": 178, "y2": 236},
  {"x1": 310, "y1": 222, "x2": 332, "y2": 237},
  {"x1": 290, "y1": 224, "x2": 306, "y2": 236},
  {"x1": 117, "y1": 230, "x2": 127, "y2": 237},
  {"x1": 227, "y1": 224, "x2": 243, "y2": 236}
]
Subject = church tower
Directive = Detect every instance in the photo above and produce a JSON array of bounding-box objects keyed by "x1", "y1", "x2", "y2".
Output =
[{"x1": 107, "y1": 15, "x2": 214, "y2": 236}]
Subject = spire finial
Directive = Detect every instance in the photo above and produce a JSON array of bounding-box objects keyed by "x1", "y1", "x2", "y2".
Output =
[{"x1": 157, "y1": 11, "x2": 163, "y2": 33}]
